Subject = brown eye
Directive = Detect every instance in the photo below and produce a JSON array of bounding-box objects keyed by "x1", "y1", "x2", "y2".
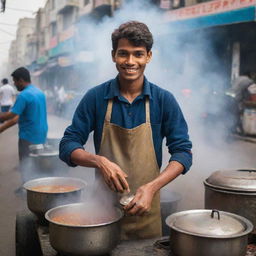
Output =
[
  {"x1": 118, "y1": 52, "x2": 127, "y2": 57},
  {"x1": 135, "y1": 52, "x2": 144, "y2": 57}
]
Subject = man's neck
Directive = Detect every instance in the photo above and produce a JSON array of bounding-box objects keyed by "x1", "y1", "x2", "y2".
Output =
[{"x1": 119, "y1": 76, "x2": 144, "y2": 103}]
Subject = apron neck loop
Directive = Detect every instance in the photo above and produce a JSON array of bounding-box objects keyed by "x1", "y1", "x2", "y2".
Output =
[
  {"x1": 105, "y1": 99, "x2": 113, "y2": 122},
  {"x1": 105, "y1": 97, "x2": 150, "y2": 123},
  {"x1": 145, "y1": 97, "x2": 150, "y2": 123}
]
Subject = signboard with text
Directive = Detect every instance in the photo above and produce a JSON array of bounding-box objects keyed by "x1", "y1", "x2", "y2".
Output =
[{"x1": 164, "y1": 0, "x2": 256, "y2": 21}]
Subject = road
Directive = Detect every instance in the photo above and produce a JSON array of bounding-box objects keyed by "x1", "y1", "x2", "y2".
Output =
[{"x1": 0, "y1": 115, "x2": 256, "y2": 256}]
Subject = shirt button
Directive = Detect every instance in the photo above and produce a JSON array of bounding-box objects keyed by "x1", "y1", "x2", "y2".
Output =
[
  {"x1": 128, "y1": 112, "x2": 132, "y2": 116},
  {"x1": 126, "y1": 104, "x2": 129, "y2": 107}
]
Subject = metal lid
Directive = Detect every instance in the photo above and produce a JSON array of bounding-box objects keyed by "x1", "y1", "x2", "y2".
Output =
[
  {"x1": 119, "y1": 194, "x2": 135, "y2": 206},
  {"x1": 205, "y1": 169, "x2": 256, "y2": 192},
  {"x1": 166, "y1": 209, "x2": 252, "y2": 238}
]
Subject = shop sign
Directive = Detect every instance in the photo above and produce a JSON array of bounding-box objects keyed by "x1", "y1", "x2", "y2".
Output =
[
  {"x1": 94, "y1": 0, "x2": 110, "y2": 8},
  {"x1": 165, "y1": 0, "x2": 256, "y2": 21},
  {"x1": 49, "y1": 46, "x2": 59, "y2": 58},
  {"x1": 59, "y1": 26, "x2": 75, "y2": 42},
  {"x1": 48, "y1": 39, "x2": 74, "y2": 57}
]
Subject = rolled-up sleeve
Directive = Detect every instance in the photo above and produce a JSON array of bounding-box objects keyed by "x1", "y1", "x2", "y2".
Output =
[
  {"x1": 162, "y1": 92, "x2": 192, "y2": 174},
  {"x1": 59, "y1": 89, "x2": 96, "y2": 166}
]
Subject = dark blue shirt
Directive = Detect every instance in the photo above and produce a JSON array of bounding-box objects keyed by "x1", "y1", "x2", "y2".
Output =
[
  {"x1": 11, "y1": 84, "x2": 48, "y2": 144},
  {"x1": 59, "y1": 76, "x2": 192, "y2": 173}
]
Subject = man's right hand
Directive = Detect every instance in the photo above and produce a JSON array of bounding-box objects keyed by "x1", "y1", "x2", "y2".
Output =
[{"x1": 96, "y1": 155, "x2": 130, "y2": 193}]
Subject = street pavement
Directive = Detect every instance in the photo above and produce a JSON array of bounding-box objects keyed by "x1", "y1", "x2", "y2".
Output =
[{"x1": 0, "y1": 115, "x2": 256, "y2": 256}]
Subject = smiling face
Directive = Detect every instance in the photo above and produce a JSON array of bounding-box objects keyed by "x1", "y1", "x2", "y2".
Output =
[{"x1": 112, "y1": 38, "x2": 152, "y2": 85}]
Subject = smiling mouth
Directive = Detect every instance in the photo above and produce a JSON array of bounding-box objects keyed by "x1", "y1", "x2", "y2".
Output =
[{"x1": 122, "y1": 67, "x2": 138, "y2": 74}]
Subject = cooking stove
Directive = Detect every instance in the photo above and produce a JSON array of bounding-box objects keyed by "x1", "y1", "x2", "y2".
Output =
[{"x1": 38, "y1": 226, "x2": 256, "y2": 256}]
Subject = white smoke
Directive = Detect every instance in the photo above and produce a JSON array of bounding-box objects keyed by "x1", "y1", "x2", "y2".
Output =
[{"x1": 55, "y1": 0, "x2": 256, "y2": 211}]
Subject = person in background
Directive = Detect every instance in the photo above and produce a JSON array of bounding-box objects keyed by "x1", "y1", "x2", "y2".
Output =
[
  {"x1": 227, "y1": 71, "x2": 254, "y2": 134},
  {"x1": 0, "y1": 78, "x2": 16, "y2": 113},
  {"x1": 59, "y1": 21, "x2": 192, "y2": 240},
  {"x1": 0, "y1": 67, "x2": 48, "y2": 193}
]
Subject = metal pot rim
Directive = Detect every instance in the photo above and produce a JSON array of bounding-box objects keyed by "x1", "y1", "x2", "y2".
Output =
[
  {"x1": 23, "y1": 177, "x2": 87, "y2": 194},
  {"x1": 204, "y1": 180, "x2": 256, "y2": 194},
  {"x1": 204, "y1": 169, "x2": 256, "y2": 192},
  {"x1": 45, "y1": 203, "x2": 124, "y2": 227},
  {"x1": 166, "y1": 209, "x2": 253, "y2": 239}
]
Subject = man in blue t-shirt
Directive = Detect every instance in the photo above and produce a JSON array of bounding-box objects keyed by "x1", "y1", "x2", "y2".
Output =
[{"x1": 0, "y1": 67, "x2": 48, "y2": 187}]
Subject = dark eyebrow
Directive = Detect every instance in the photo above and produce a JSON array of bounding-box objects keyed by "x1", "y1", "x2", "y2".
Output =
[
  {"x1": 117, "y1": 49, "x2": 128, "y2": 53},
  {"x1": 135, "y1": 50, "x2": 145, "y2": 54}
]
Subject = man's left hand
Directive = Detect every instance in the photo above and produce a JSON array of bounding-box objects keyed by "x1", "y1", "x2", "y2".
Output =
[{"x1": 123, "y1": 183, "x2": 155, "y2": 216}]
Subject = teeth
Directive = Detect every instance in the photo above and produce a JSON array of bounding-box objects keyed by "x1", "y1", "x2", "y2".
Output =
[{"x1": 125, "y1": 68, "x2": 137, "y2": 73}]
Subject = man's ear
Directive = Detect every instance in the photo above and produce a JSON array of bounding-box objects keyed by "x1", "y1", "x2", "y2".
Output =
[
  {"x1": 146, "y1": 51, "x2": 152, "y2": 63},
  {"x1": 111, "y1": 50, "x2": 116, "y2": 62}
]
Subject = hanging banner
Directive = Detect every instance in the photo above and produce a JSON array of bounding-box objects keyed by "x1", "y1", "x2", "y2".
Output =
[{"x1": 164, "y1": 0, "x2": 256, "y2": 21}]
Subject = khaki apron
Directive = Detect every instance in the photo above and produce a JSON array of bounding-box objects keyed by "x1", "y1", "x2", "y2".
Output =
[{"x1": 96, "y1": 97, "x2": 162, "y2": 240}]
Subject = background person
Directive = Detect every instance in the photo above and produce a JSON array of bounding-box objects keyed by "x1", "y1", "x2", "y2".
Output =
[
  {"x1": 59, "y1": 21, "x2": 192, "y2": 240},
  {"x1": 226, "y1": 72, "x2": 254, "y2": 134},
  {"x1": 0, "y1": 67, "x2": 48, "y2": 192},
  {"x1": 0, "y1": 78, "x2": 16, "y2": 113}
]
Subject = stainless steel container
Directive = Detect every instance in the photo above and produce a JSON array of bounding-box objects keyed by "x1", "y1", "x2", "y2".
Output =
[
  {"x1": 204, "y1": 169, "x2": 256, "y2": 236},
  {"x1": 23, "y1": 177, "x2": 86, "y2": 223},
  {"x1": 166, "y1": 209, "x2": 253, "y2": 256},
  {"x1": 29, "y1": 150, "x2": 61, "y2": 172},
  {"x1": 45, "y1": 203, "x2": 123, "y2": 256}
]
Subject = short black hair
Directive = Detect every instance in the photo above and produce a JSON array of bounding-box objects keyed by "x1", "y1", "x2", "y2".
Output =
[
  {"x1": 1, "y1": 78, "x2": 8, "y2": 84},
  {"x1": 111, "y1": 21, "x2": 153, "y2": 53},
  {"x1": 11, "y1": 67, "x2": 31, "y2": 83}
]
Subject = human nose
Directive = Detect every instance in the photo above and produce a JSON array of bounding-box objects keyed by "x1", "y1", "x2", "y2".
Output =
[{"x1": 125, "y1": 54, "x2": 135, "y2": 65}]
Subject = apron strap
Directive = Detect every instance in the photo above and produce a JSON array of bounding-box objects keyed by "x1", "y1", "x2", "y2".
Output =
[
  {"x1": 105, "y1": 99, "x2": 113, "y2": 122},
  {"x1": 145, "y1": 97, "x2": 150, "y2": 123},
  {"x1": 106, "y1": 97, "x2": 150, "y2": 123}
]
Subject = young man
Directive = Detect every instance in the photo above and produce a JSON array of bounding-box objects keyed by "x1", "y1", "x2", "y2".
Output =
[
  {"x1": 0, "y1": 78, "x2": 16, "y2": 113},
  {"x1": 59, "y1": 21, "x2": 192, "y2": 240},
  {"x1": 0, "y1": 67, "x2": 48, "y2": 186}
]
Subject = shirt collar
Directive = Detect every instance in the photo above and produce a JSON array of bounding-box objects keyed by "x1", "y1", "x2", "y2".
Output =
[{"x1": 104, "y1": 75, "x2": 152, "y2": 100}]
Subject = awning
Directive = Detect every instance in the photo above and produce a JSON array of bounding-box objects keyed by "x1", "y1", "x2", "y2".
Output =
[{"x1": 164, "y1": 0, "x2": 256, "y2": 31}]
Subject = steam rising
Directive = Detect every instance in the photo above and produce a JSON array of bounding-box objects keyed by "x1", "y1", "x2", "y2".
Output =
[{"x1": 25, "y1": 0, "x2": 256, "y2": 211}]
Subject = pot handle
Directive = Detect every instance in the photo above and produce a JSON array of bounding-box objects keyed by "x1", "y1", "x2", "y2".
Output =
[
  {"x1": 238, "y1": 169, "x2": 256, "y2": 173},
  {"x1": 211, "y1": 209, "x2": 220, "y2": 220}
]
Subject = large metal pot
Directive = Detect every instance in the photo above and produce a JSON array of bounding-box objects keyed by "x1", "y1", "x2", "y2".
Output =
[
  {"x1": 23, "y1": 177, "x2": 86, "y2": 223},
  {"x1": 204, "y1": 169, "x2": 256, "y2": 236},
  {"x1": 166, "y1": 209, "x2": 253, "y2": 256},
  {"x1": 29, "y1": 144, "x2": 68, "y2": 175},
  {"x1": 45, "y1": 202, "x2": 123, "y2": 256}
]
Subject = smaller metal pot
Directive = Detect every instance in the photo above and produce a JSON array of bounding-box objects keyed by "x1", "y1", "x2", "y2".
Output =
[
  {"x1": 45, "y1": 203, "x2": 123, "y2": 256},
  {"x1": 166, "y1": 209, "x2": 253, "y2": 256},
  {"x1": 23, "y1": 177, "x2": 86, "y2": 223}
]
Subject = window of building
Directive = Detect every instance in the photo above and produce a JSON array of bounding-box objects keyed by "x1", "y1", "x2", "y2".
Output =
[{"x1": 84, "y1": 0, "x2": 90, "y2": 5}]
